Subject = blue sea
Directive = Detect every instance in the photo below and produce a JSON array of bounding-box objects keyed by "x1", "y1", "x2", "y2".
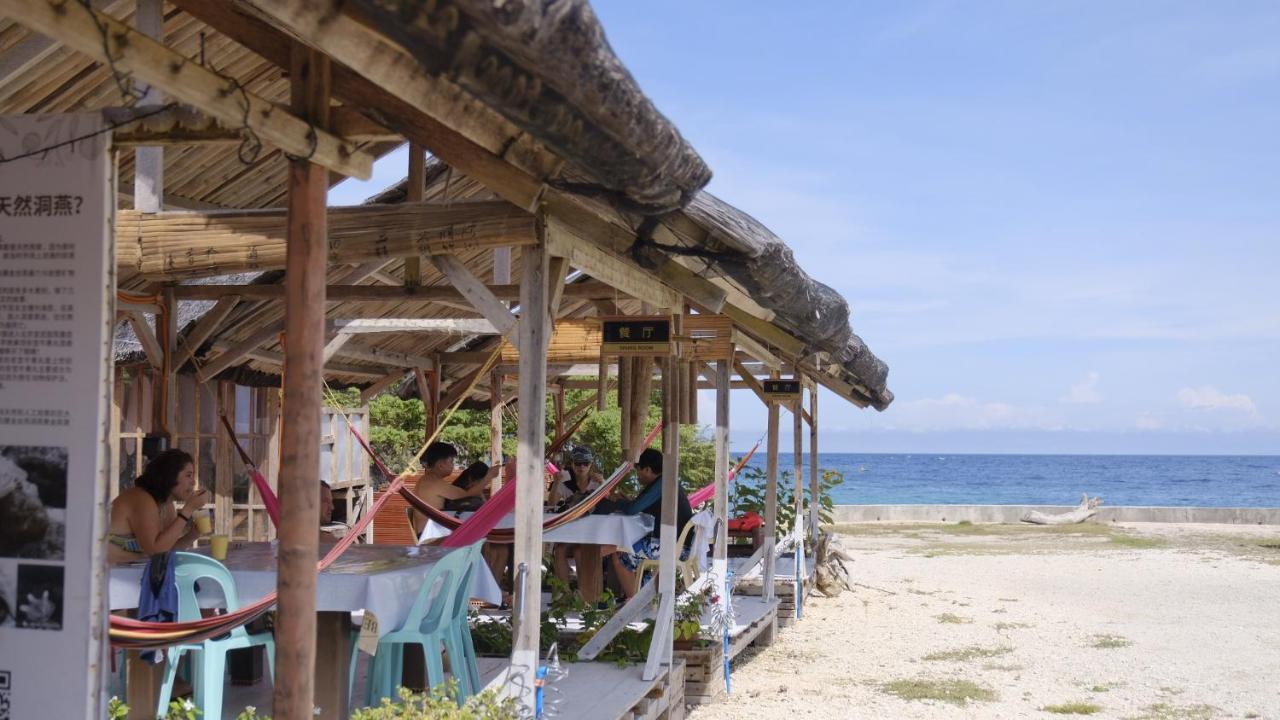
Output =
[{"x1": 742, "y1": 454, "x2": 1280, "y2": 507}]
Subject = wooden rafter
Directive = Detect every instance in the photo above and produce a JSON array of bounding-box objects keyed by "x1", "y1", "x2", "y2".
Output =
[
  {"x1": 125, "y1": 311, "x2": 163, "y2": 369},
  {"x1": 174, "y1": 295, "x2": 240, "y2": 369},
  {"x1": 360, "y1": 369, "x2": 409, "y2": 403},
  {"x1": 206, "y1": 341, "x2": 385, "y2": 379},
  {"x1": 733, "y1": 359, "x2": 770, "y2": 406},
  {"x1": 429, "y1": 254, "x2": 519, "y2": 341},
  {"x1": 732, "y1": 328, "x2": 782, "y2": 371},
  {"x1": 329, "y1": 318, "x2": 497, "y2": 334},
  {"x1": 0, "y1": 0, "x2": 372, "y2": 178}
]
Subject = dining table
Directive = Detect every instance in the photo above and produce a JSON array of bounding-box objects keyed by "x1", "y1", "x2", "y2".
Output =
[
  {"x1": 109, "y1": 542, "x2": 501, "y2": 720},
  {"x1": 420, "y1": 510, "x2": 654, "y2": 603}
]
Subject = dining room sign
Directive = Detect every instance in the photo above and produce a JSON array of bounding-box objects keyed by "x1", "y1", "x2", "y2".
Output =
[
  {"x1": 600, "y1": 316, "x2": 671, "y2": 355},
  {"x1": 762, "y1": 379, "x2": 802, "y2": 403},
  {"x1": 0, "y1": 113, "x2": 115, "y2": 719}
]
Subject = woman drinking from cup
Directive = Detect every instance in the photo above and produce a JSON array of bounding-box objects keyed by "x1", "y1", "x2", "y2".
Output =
[{"x1": 107, "y1": 448, "x2": 209, "y2": 564}]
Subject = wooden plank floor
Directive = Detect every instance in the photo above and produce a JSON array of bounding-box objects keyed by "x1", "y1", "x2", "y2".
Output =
[{"x1": 480, "y1": 657, "x2": 683, "y2": 720}]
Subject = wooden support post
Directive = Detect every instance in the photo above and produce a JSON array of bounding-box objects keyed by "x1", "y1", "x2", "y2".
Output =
[
  {"x1": 712, "y1": 356, "x2": 731, "y2": 653},
  {"x1": 762, "y1": 371, "x2": 780, "y2": 603},
  {"x1": 618, "y1": 356, "x2": 632, "y2": 461},
  {"x1": 161, "y1": 287, "x2": 178, "y2": 440},
  {"x1": 628, "y1": 357, "x2": 651, "y2": 460},
  {"x1": 809, "y1": 386, "x2": 820, "y2": 545},
  {"x1": 688, "y1": 359, "x2": 699, "y2": 426},
  {"x1": 597, "y1": 355, "x2": 609, "y2": 411},
  {"x1": 793, "y1": 373, "x2": 806, "y2": 619},
  {"x1": 215, "y1": 381, "x2": 234, "y2": 535},
  {"x1": 511, "y1": 234, "x2": 550, "y2": 711},
  {"x1": 265, "y1": 389, "x2": 282, "y2": 542},
  {"x1": 490, "y1": 369, "x2": 503, "y2": 468},
  {"x1": 415, "y1": 368, "x2": 434, "y2": 444},
  {"x1": 427, "y1": 366, "x2": 440, "y2": 439},
  {"x1": 403, "y1": 143, "x2": 425, "y2": 285},
  {"x1": 133, "y1": 0, "x2": 163, "y2": 215},
  {"x1": 645, "y1": 332, "x2": 681, "y2": 681},
  {"x1": 554, "y1": 385, "x2": 565, "y2": 441},
  {"x1": 274, "y1": 44, "x2": 328, "y2": 720}
]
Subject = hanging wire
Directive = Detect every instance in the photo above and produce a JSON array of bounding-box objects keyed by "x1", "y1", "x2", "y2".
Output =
[{"x1": 3, "y1": 2, "x2": 265, "y2": 168}]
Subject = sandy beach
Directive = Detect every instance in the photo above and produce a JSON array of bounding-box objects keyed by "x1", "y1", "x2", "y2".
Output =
[{"x1": 688, "y1": 523, "x2": 1280, "y2": 720}]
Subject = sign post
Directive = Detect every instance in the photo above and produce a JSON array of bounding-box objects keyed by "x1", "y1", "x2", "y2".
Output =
[{"x1": 0, "y1": 113, "x2": 115, "y2": 719}]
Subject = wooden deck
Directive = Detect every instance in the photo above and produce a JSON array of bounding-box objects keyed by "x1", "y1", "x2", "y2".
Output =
[{"x1": 480, "y1": 657, "x2": 686, "y2": 720}]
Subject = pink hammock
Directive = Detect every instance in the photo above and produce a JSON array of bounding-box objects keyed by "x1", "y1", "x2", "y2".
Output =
[
  {"x1": 220, "y1": 415, "x2": 280, "y2": 527},
  {"x1": 687, "y1": 437, "x2": 763, "y2": 508}
]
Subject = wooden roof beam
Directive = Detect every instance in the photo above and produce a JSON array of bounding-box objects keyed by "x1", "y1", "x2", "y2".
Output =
[
  {"x1": 119, "y1": 200, "x2": 535, "y2": 280},
  {"x1": 108, "y1": 105, "x2": 399, "y2": 146},
  {"x1": 732, "y1": 329, "x2": 783, "y2": 371},
  {"x1": 207, "y1": 341, "x2": 387, "y2": 379},
  {"x1": 329, "y1": 318, "x2": 498, "y2": 334},
  {"x1": 0, "y1": 0, "x2": 372, "y2": 178},
  {"x1": 170, "y1": 279, "x2": 621, "y2": 302}
]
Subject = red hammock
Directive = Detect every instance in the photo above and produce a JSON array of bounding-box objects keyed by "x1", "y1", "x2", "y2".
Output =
[
  {"x1": 220, "y1": 415, "x2": 280, "y2": 527},
  {"x1": 686, "y1": 436, "x2": 763, "y2": 508}
]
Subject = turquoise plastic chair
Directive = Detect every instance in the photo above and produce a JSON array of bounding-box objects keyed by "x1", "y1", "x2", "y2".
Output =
[
  {"x1": 364, "y1": 542, "x2": 483, "y2": 705},
  {"x1": 155, "y1": 552, "x2": 276, "y2": 720}
]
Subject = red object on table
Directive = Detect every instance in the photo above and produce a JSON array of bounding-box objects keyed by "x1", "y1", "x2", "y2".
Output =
[{"x1": 728, "y1": 511, "x2": 763, "y2": 532}]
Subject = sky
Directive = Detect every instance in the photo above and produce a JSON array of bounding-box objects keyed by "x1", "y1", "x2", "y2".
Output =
[{"x1": 331, "y1": 1, "x2": 1280, "y2": 455}]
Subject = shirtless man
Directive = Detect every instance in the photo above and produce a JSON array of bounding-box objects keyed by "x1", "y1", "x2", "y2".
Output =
[{"x1": 408, "y1": 441, "x2": 487, "y2": 537}]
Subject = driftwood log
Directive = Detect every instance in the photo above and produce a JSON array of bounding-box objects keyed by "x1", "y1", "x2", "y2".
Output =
[
  {"x1": 813, "y1": 532, "x2": 853, "y2": 597},
  {"x1": 1021, "y1": 494, "x2": 1103, "y2": 525}
]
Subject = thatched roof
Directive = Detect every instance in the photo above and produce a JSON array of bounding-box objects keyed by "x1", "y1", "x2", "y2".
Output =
[
  {"x1": 347, "y1": 0, "x2": 711, "y2": 212},
  {"x1": 679, "y1": 193, "x2": 892, "y2": 409},
  {"x1": 370, "y1": 162, "x2": 894, "y2": 409}
]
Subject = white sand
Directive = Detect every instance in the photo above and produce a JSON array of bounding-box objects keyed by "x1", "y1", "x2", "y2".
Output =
[{"x1": 688, "y1": 523, "x2": 1280, "y2": 719}]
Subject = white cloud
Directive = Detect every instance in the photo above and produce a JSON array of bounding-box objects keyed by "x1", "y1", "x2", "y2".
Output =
[
  {"x1": 1062, "y1": 372, "x2": 1103, "y2": 404},
  {"x1": 1135, "y1": 412, "x2": 1165, "y2": 430},
  {"x1": 886, "y1": 393, "x2": 1043, "y2": 431},
  {"x1": 1176, "y1": 386, "x2": 1258, "y2": 416}
]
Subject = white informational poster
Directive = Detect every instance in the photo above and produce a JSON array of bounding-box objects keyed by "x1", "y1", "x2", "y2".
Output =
[{"x1": 0, "y1": 114, "x2": 114, "y2": 719}]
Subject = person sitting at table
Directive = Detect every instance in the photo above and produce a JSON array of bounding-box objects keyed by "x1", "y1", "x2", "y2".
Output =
[
  {"x1": 319, "y1": 481, "x2": 353, "y2": 541},
  {"x1": 443, "y1": 461, "x2": 499, "y2": 512},
  {"x1": 107, "y1": 448, "x2": 209, "y2": 564},
  {"x1": 550, "y1": 447, "x2": 605, "y2": 589},
  {"x1": 408, "y1": 442, "x2": 487, "y2": 538},
  {"x1": 605, "y1": 448, "x2": 693, "y2": 598}
]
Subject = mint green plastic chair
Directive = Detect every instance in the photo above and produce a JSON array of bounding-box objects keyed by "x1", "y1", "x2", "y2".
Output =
[
  {"x1": 156, "y1": 552, "x2": 275, "y2": 720},
  {"x1": 364, "y1": 542, "x2": 483, "y2": 705}
]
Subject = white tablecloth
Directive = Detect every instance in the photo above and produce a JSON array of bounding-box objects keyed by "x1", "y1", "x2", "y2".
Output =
[
  {"x1": 108, "y1": 543, "x2": 501, "y2": 637},
  {"x1": 421, "y1": 511, "x2": 653, "y2": 547}
]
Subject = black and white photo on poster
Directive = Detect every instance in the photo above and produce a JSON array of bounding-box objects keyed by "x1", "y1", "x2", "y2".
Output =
[
  {"x1": 14, "y1": 563, "x2": 63, "y2": 631},
  {"x1": 0, "y1": 445, "x2": 68, "y2": 560},
  {"x1": 0, "y1": 562, "x2": 14, "y2": 627}
]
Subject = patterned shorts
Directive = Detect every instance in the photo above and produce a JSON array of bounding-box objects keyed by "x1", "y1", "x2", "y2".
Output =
[
  {"x1": 619, "y1": 536, "x2": 689, "y2": 572},
  {"x1": 619, "y1": 536, "x2": 661, "y2": 572}
]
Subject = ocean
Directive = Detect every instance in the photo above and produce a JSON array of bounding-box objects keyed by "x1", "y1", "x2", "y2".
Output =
[{"x1": 741, "y1": 453, "x2": 1280, "y2": 507}]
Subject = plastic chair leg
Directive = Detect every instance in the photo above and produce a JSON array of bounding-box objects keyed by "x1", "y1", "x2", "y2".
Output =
[
  {"x1": 423, "y1": 639, "x2": 446, "y2": 692},
  {"x1": 155, "y1": 648, "x2": 185, "y2": 719},
  {"x1": 196, "y1": 650, "x2": 227, "y2": 720},
  {"x1": 458, "y1": 627, "x2": 480, "y2": 696},
  {"x1": 264, "y1": 638, "x2": 276, "y2": 683}
]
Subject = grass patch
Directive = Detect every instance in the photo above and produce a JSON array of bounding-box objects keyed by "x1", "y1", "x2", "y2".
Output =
[
  {"x1": 1081, "y1": 682, "x2": 1124, "y2": 693},
  {"x1": 1124, "y1": 703, "x2": 1218, "y2": 720},
  {"x1": 994, "y1": 621, "x2": 1033, "y2": 631},
  {"x1": 880, "y1": 678, "x2": 997, "y2": 704},
  {"x1": 936, "y1": 613, "x2": 972, "y2": 624},
  {"x1": 1108, "y1": 533, "x2": 1166, "y2": 549},
  {"x1": 983, "y1": 663, "x2": 1024, "y2": 672},
  {"x1": 1089, "y1": 634, "x2": 1132, "y2": 649},
  {"x1": 1042, "y1": 702, "x2": 1103, "y2": 715},
  {"x1": 924, "y1": 645, "x2": 1012, "y2": 662}
]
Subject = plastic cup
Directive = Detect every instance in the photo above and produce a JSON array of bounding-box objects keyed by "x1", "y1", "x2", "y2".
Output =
[
  {"x1": 210, "y1": 534, "x2": 229, "y2": 561},
  {"x1": 194, "y1": 512, "x2": 212, "y2": 535}
]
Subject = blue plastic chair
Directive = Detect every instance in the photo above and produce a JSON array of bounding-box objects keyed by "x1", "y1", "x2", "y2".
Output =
[
  {"x1": 155, "y1": 552, "x2": 276, "y2": 720},
  {"x1": 364, "y1": 542, "x2": 483, "y2": 705}
]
